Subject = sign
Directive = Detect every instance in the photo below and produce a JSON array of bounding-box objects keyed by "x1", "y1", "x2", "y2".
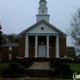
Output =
[{"x1": 73, "y1": 72, "x2": 80, "y2": 80}]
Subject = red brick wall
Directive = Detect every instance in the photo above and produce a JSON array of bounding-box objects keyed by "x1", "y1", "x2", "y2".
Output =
[
  {"x1": 29, "y1": 36, "x2": 35, "y2": 58},
  {"x1": 18, "y1": 37, "x2": 25, "y2": 57},
  {"x1": 1, "y1": 35, "x2": 68, "y2": 61},
  {"x1": 38, "y1": 36, "x2": 46, "y2": 45},
  {"x1": 18, "y1": 36, "x2": 67, "y2": 59},
  {"x1": 59, "y1": 37, "x2": 67, "y2": 57},
  {"x1": 49, "y1": 36, "x2": 56, "y2": 58},
  {"x1": 12, "y1": 47, "x2": 18, "y2": 58},
  {"x1": 1, "y1": 47, "x2": 18, "y2": 60},
  {"x1": 1, "y1": 47, "x2": 9, "y2": 60},
  {"x1": 67, "y1": 47, "x2": 75, "y2": 58}
]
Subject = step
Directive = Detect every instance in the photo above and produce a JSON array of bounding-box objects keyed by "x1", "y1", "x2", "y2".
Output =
[
  {"x1": 26, "y1": 70, "x2": 52, "y2": 77},
  {"x1": 26, "y1": 70, "x2": 52, "y2": 73}
]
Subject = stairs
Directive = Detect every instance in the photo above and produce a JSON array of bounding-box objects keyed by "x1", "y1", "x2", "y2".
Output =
[{"x1": 26, "y1": 70, "x2": 52, "y2": 77}]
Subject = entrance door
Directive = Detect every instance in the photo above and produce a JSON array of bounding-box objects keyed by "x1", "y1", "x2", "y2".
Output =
[{"x1": 39, "y1": 45, "x2": 46, "y2": 57}]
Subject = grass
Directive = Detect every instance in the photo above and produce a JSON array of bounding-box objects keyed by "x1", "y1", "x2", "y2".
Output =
[
  {"x1": 67, "y1": 63, "x2": 80, "y2": 74},
  {"x1": 0, "y1": 62, "x2": 20, "y2": 78},
  {"x1": 0, "y1": 62, "x2": 9, "y2": 69},
  {"x1": 0, "y1": 62, "x2": 9, "y2": 78},
  {"x1": 0, "y1": 62, "x2": 80, "y2": 79}
]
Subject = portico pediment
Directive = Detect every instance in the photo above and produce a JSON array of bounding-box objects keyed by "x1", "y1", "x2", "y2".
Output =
[
  {"x1": 27, "y1": 23, "x2": 58, "y2": 34},
  {"x1": 18, "y1": 20, "x2": 67, "y2": 37}
]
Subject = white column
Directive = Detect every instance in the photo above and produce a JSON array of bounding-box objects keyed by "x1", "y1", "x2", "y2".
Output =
[
  {"x1": 46, "y1": 35, "x2": 49, "y2": 58},
  {"x1": 25, "y1": 35, "x2": 29, "y2": 57},
  {"x1": 56, "y1": 35, "x2": 59, "y2": 58},
  {"x1": 35, "y1": 35, "x2": 38, "y2": 57}
]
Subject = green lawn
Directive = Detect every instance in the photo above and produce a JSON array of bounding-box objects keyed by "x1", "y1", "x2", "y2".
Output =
[
  {"x1": 0, "y1": 62, "x2": 11, "y2": 73},
  {"x1": 0, "y1": 62, "x2": 20, "y2": 78},
  {"x1": 67, "y1": 63, "x2": 80, "y2": 74},
  {"x1": 0, "y1": 62, "x2": 9, "y2": 77},
  {"x1": 0, "y1": 62, "x2": 80, "y2": 78}
]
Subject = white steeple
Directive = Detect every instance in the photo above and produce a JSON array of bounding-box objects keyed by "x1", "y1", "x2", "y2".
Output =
[{"x1": 36, "y1": 0, "x2": 50, "y2": 22}]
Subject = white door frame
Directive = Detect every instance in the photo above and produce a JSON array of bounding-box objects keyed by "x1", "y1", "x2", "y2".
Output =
[{"x1": 38, "y1": 45, "x2": 46, "y2": 57}]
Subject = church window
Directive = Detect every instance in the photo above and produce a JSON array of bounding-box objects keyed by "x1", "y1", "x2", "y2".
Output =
[
  {"x1": 41, "y1": 4, "x2": 42, "y2": 7},
  {"x1": 9, "y1": 50, "x2": 12, "y2": 54},
  {"x1": 68, "y1": 51, "x2": 71, "y2": 57},
  {"x1": 41, "y1": 27, "x2": 44, "y2": 30},
  {"x1": 42, "y1": 10, "x2": 44, "y2": 13}
]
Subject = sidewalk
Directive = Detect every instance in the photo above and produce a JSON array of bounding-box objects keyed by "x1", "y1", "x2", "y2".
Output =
[
  {"x1": 28, "y1": 62, "x2": 51, "y2": 70},
  {"x1": 0, "y1": 78, "x2": 73, "y2": 80}
]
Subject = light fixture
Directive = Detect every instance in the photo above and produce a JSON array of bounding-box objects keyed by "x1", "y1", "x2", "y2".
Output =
[
  {"x1": 41, "y1": 42, "x2": 43, "y2": 44},
  {"x1": 49, "y1": 47, "x2": 51, "y2": 48}
]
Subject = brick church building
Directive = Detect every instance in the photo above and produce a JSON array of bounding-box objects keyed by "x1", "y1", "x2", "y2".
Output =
[{"x1": 1, "y1": 0, "x2": 75, "y2": 61}]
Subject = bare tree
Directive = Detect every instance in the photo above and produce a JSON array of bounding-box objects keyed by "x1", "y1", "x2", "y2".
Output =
[
  {"x1": 2, "y1": 33, "x2": 18, "y2": 44},
  {"x1": 69, "y1": 9, "x2": 80, "y2": 53},
  {"x1": 0, "y1": 24, "x2": 2, "y2": 61}
]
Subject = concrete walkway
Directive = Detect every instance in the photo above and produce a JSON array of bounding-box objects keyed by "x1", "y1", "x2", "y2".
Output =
[
  {"x1": 28, "y1": 62, "x2": 51, "y2": 70},
  {"x1": 0, "y1": 78, "x2": 73, "y2": 80}
]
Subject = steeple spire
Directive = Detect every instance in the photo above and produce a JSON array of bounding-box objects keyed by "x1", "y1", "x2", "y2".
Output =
[
  {"x1": 36, "y1": 0, "x2": 50, "y2": 22},
  {"x1": 38, "y1": 0, "x2": 47, "y2": 15}
]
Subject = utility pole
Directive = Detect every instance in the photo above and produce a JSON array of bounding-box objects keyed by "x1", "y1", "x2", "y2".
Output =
[{"x1": 0, "y1": 23, "x2": 2, "y2": 61}]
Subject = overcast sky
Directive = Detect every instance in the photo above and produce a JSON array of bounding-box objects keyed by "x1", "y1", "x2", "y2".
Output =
[{"x1": 0, "y1": 0, "x2": 80, "y2": 46}]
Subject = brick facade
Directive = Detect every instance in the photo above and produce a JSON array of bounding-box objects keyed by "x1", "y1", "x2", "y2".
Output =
[
  {"x1": 1, "y1": 36, "x2": 75, "y2": 61},
  {"x1": 1, "y1": 21, "x2": 75, "y2": 61},
  {"x1": 17, "y1": 35, "x2": 71, "y2": 59},
  {"x1": 18, "y1": 37, "x2": 25, "y2": 57},
  {"x1": 1, "y1": 47, "x2": 9, "y2": 60},
  {"x1": 1, "y1": 47, "x2": 18, "y2": 60}
]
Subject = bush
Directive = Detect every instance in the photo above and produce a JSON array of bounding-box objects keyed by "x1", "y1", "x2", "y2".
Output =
[
  {"x1": 58, "y1": 63, "x2": 70, "y2": 69},
  {"x1": 60, "y1": 59, "x2": 80, "y2": 63},
  {"x1": 20, "y1": 59, "x2": 28, "y2": 66},
  {"x1": 1, "y1": 63, "x2": 25, "y2": 78},
  {"x1": 8, "y1": 58, "x2": 22, "y2": 63},
  {"x1": 51, "y1": 61, "x2": 60, "y2": 67},
  {"x1": 52, "y1": 63, "x2": 73, "y2": 79},
  {"x1": 60, "y1": 59, "x2": 72, "y2": 63},
  {"x1": 20, "y1": 59, "x2": 33, "y2": 67}
]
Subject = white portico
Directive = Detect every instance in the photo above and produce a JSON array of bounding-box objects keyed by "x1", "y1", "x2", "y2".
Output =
[{"x1": 25, "y1": 33, "x2": 60, "y2": 58}]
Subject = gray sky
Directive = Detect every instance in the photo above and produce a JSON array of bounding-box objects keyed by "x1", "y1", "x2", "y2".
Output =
[{"x1": 0, "y1": 0, "x2": 80, "y2": 46}]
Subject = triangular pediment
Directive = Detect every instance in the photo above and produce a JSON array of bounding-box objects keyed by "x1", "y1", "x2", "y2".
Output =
[
  {"x1": 27, "y1": 22, "x2": 58, "y2": 33},
  {"x1": 18, "y1": 20, "x2": 67, "y2": 37}
]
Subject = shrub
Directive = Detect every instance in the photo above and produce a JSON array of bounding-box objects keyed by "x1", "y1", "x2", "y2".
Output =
[
  {"x1": 52, "y1": 63, "x2": 73, "y2": 79},
  {"x1": 20, "y1": 59, "x2": 28, "y2": 66},
  {"x1": 60, "y1": 59, "x2": 80, "y2": 63},
  {"x1": 1, "y1": 63, "x2": 25, "y2": 78},
  {"x1": 20, "y1": 59, "x2": 33, "y2": 67},
  {"x1": 8, "y1": 58, "x2": 22, "y2": 63},
  {"x1": 51, "y1": 61, "x2": 60, "y2": 67},
  {"x1": 58, "y1": 63, "x2": 70, "y2": 69}
]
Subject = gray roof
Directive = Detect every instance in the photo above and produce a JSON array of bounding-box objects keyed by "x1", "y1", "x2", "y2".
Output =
[
  {"x1": 2, "y1": 43, "x2": 18, "y2": 47},
  {"x1": 18, "y1": 20, "x2": 67, "y2": 37}
]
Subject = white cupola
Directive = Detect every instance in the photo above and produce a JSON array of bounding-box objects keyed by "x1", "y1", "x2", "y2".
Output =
[{"x1": 36, "y1": 0, "x2": 50, "y2": 22}]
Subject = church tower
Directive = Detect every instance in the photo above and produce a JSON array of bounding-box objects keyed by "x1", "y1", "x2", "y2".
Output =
[{"x1": 36, "y1": 0, "x2": 50, "y2": 22}]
